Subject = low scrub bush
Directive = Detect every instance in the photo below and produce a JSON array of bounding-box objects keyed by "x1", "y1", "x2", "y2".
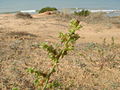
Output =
[
  {"x1": 74, "y1": 9, "x2": 90, "y2": 17},
  {"x1": 27, "y1": 19, "x2": 82, "y2": 90},
  {"x1": 38, "y1": 7, "x2": 57, "y2": 13},
  {"x1": 15, "y1": 12, "x2": 32, "y2": 19}
]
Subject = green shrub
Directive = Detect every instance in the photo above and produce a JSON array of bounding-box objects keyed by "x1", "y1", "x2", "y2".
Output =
[
  {"x1": 27, "y1": 19, "x2": 82, "y2": 90},
  {"x1": 74, "y1": 9, "x2": 90, "y2": 17},
  {"x1": 38, "y1": 7, "x2": 57, "y2": 13},
  {"x1": 12, "y1": 87, "x2": 19, "y2": 90}
]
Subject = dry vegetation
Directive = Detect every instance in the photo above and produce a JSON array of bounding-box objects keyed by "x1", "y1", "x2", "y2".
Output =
[
  {"x1": 15, "y1": 12, "x2": 32, "y2": 19},
  {"x1": 0, "y1": 12, "x2": 120, "y2": 90}
]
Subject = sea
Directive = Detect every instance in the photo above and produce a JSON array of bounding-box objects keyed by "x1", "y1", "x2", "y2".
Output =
[{"x1": 0, "y1": 0, "x2": 120, "y2": 16}]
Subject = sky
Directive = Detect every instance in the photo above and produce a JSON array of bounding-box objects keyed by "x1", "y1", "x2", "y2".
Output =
[{"x1": 0, "y1": 0, "x2": 120, "y2": 12}]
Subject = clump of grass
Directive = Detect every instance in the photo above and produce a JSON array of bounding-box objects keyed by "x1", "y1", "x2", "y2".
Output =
[
  {"x1": 38, "y1": 7, "x2": 57, "y2": 13},
  {"x1": 27, "y1": 19, "x2": 82, "y2": 90},
  {"x1": 79, "y1": 37, "x2": 120, "y2": 70},
  {"x1": 7, "y1": 31, "x2": 37, "y2": 37},
  {"x1": 74, "y1": 9, "x2": 90, "y2": 17},
  {"x1": 15, "y1": 12, "x2": 32, "y2": 19},
  {"x1": 111, "y1": 20, "x2": 120, "y2": 28}
]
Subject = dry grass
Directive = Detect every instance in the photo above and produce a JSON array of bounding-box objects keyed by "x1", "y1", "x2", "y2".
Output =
[
  {"x1": 15, "y1": 12, "x2": 32, "y2": 19},
  {"x1": 110, "y1": 17, "x2": 120, "y2": 28},
  {"x1": 7, "y1": 31, "x2": 37, "y2": 37},
  {"x1": 56, "y1": 12, "x2": 120, "y2": 29},
  {"x1": 0, "y1": 13, "x2": 120, "y2": 90},
  {"x1": 1, "y1": 33, "x2": 120, "y2": 89}
]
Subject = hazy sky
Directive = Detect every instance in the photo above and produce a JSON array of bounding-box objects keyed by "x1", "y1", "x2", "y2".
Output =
[{"x1": 0, "y1": 0, "x2": 120, "y2": 12}]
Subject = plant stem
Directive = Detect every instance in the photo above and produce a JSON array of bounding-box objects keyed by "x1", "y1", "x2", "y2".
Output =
[{"x1": 42, "y1": 63, "x2": 57, "y2": 90}]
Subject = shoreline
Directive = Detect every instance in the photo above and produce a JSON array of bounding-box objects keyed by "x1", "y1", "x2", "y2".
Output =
[
  {"x1": 0, "y1": 8, "x2": 120, "y2": 17},
  {"x1": 0, "y1": 8, "x2": 120, "y2": 13}
]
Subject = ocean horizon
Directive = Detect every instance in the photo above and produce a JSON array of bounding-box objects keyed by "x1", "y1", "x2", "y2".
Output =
[{"x1": 0, "y1": 0, "x2": 120, "y2": 13}]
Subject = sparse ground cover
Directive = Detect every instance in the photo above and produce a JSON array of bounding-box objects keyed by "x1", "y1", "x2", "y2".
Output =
[
  {"x1": 15, "y1": 12, "x2": 32, "y2": 19},
  {"x1": 0, "y1": 12, "x2": 120, "y2": 90}
]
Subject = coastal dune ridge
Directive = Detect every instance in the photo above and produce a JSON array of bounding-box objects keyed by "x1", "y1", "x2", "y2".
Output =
[{"x1": 18, "y1": 9, "x2": 120, "y2": 16}]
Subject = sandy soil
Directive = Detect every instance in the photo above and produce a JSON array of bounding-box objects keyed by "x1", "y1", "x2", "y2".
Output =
[
  {"x1": 0, "y1": 13, "x2": 120, "y2": 44},
  {"x1": 0, "y1": 13, "x2": 120, "y2": 90}
]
